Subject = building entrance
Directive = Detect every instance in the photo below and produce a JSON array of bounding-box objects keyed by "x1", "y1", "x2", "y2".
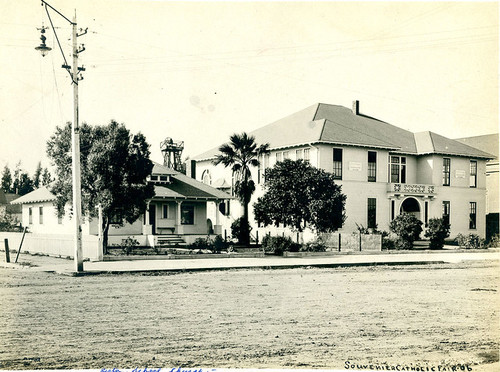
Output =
[{"x1": 400, "y1": 197, "x2": 421, "y2": 220}]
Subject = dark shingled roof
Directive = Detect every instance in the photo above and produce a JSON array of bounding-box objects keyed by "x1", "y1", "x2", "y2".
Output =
[
  {"x1": 149, "y1": 162, "x2": 232, "y2": 201},
  {"x1": 193, "y1": 103, "x2": 494, "y2": 160}
]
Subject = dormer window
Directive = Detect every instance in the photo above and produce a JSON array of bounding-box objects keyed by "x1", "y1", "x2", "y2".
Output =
[{"x1": 149, "y1": 174, "x2": 170, "y2": 183}]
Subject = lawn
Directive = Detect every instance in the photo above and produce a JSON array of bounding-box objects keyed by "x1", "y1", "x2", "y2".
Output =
[{"x1": 0, "y1": 261, "x2": 498, "y2": 370}]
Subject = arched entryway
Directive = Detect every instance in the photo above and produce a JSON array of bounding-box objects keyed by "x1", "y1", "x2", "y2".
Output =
[{"x1": 400, "y1": 197, "x2": 421, "y2": 219}]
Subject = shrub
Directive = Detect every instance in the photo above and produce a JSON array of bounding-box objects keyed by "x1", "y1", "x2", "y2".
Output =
[
  {"x1": 212, "y1": 235, "x2": 228, "y2": 253},
  {"x1": 189, "y1": 237, "x2": 212, "y2": 250},
  {"x1": 456, "y1": 233, "x2": 485, "y2": 249},
  {"x1": 121, "y1": 237, "x2": 139, "y2": 255},
  {"x1": 231, "y1": 217, "x2": 252, "y2": 245},
  {"x1": 302, "y1": 237, "x2": 327, "y2": 252},
  {"x1": 261, "y1": 235, "x2": 301, "y2": 255},
  {"x1": 424, "y1": 217, "x2": 450, "y2": 250},
  {"x1": 389, "y1": 213, "x2": 423, "y2": 250},
  {"x1": 486, "y1": 233, "x2": 500, "y2": 248}
]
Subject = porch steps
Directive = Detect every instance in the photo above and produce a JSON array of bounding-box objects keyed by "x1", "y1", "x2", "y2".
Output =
[
  {"x1": 156, "y1": 235, "x2": 187, "y2": 248},
  {"x1": 413, "y1": 240, "x2": 431, "y2": 249}
]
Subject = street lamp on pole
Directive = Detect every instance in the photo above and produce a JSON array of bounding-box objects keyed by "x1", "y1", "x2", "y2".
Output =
[{"x1": 36, "y1": 0, "x2": 87, "y2": 272}]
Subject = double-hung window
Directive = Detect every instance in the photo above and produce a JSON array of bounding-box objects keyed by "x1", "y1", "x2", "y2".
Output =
[
  {"x1": 368, "y1": 151, "x2": 377, "y2": 182},
  {"x1": 390, "y1": 156, "x2": 406, "y2": 183},
  {"x1": 443, "y1": 158, "x2": 451, "y2": 186},
  {"x1": 469, "y1": 160, "x2": 477, "y2": 188},
  {"x1": 367, "y1": 198, "x2": 376, "y2": 228},
  {"x1": 332, "y1": 148, "x2": 343, "y2": 180},
  {"x1": 39, "y1": 206, "x2": 43, "y2": 225},
  {"x1": 442, "y1": 201, "x2": 450, "y2": 226},
  {"x1": 304, "y1": 148, "x2": 310, "y2": 163},
  {"x1": 469, "y1": 202, "x2": 477, "y2": 229}
]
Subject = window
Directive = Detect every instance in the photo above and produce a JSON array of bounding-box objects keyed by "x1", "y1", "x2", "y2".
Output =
[
  {"x1": 202, "y1": 170, "x2": 211, "y2": 185},
  {"x1": 470, "y1": 160, "x2": 477, "y2": 188},
  {"x1": 443, "y1": 158, "x2": 451, "y2": 186},
  {"x1": 304, "y1": 148, "x2": 310, "y2": 163},
  {"x1": 368, "y1": 151, "x2": 377, "y2": 182},
  {"x1": 283, "y1": 151, "x2": 290, "y2": 160},
  {"x1": 424, "y1": 201, "x2": 429, "y2": 226},
  {"x1": 29, "y1": 207, "x2": 33, "y2": 224},
  {"x1": 162, "y1": 204, "x2": 169, "y2": 219},
  {"x1": 469, "y1": 202, "x2": 477, "y2": 229},
  {"x1": 333, "y1": 148, "x2": 343, "y2": 180},
  {"x1": 259, "y1": 153, "x2": 270, "y2": 184},
  {"x1": 391, "y1": 200, "x2": 395, "y2": 220},
  {"x1": 150, "y1": 175, "x2": 158, "y2": 181},
  {"x1": 442, "y1": 201, "x2": 450, "y2": 226},
  {"x1": 39, "y1": 206, "x2": 43, "y2": 225},
  {"x1": 181, "y1": 204, "x2": 194, "y2": 225},
  {"x1": 219, "y1": 200, "x2": 231, "y2": 216},
  {"x1": 276, "y1": 152, "x2": 282, "y2": 163},
  {"x1": 390, "y1": 156, "x2": 406, "y2": 183},
  {"x1": 367, "y1": 198, "x2": 376, "y2": 228},
  {"x1": 296, "y1": 149, "x2": 303, "y2": 160},
  {"x1": 58, "y1": 214, "x2": 63, "y2": 225},
  {"x1": 159, "y1": 175, "x2": 169, "y2": 182}
]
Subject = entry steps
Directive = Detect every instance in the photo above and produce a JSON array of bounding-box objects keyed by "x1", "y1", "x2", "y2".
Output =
[{"x1": 155, "y1": 235, "x2": 187, "y2": 248}]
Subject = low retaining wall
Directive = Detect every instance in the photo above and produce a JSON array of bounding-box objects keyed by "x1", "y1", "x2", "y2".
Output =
[
  {"x1": 320, "y1": 232, "x2": 382, "y2": 252},
  {"x1": 0, "y1": 232, "x2": 100, "y2": 261}
]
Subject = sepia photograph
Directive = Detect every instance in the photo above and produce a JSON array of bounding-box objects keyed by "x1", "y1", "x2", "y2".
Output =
[{"x1": 0, "y1": 1, "x2": 498, "y2": 371}]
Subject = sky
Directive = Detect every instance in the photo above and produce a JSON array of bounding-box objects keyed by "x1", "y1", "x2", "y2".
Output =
[{"x1": 1, "y1": 0, "x2": 498, "y2": 176}]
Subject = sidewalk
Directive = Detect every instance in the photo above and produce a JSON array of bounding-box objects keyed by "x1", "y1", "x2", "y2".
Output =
[{"x1": 1, "y1": 249, "x2": 499, "y2": 276}]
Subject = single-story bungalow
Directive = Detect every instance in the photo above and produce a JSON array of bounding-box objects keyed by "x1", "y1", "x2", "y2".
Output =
[{"x1": 11, "y1": 162, "x2": 233, "y2": 249}]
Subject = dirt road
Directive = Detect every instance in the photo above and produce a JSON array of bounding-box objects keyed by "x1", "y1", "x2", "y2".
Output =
[{"x1": 0, "y1": 261, "x2": 498, "y2": 370}]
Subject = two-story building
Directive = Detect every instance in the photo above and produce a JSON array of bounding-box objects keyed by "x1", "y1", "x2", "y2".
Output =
[{"x1": 190, "y1": 102, "x2": 495, "y2": 241}]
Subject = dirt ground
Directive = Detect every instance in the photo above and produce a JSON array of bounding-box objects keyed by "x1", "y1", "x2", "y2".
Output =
[{"x1": 0, "y1": 261, "x2": 498, "y2": 371}]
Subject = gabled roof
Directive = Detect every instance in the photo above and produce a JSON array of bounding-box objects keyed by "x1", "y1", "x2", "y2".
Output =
[
  {"x1": 11, "y1": 186, "x2": 56, "y2": 204},
  {"x1": 13, "y1": 163, "x2": 232, "y2": 206},
  {"x1": 192, "y1": 103, "x2": 494, "y2": 161},
  {"x1": 150, "y1": 162, "x2": 232, "y2": 201},
  {"x1": 415, "y1": 131, "x2": 495, "y2": 159},
  {"x1": 454, "y1": 134, "x2": 498, "y2": 160}
]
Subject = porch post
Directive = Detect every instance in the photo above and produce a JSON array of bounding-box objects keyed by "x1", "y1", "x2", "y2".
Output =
[
  {"x1": 142, "y1": 201, "x2": 153, "y2": 235},
  {"x1": 214, "y1": 200, "x2": 222, "y2": 235},
  {"x1": 176, "y1": 200, "x2": 184, "y2": 234}
]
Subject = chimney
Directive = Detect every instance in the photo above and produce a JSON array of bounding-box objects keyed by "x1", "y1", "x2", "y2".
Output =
[{"x1": 352, "y1": 100, "x2": 359, "y2": 115}]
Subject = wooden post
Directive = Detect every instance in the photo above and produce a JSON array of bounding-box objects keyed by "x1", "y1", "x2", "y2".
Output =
[
  {"x1": 4, "y1": 239, "x2": 10, "y2": 263},
  {"x1": 338, "y1": 233, "x2": 341, "y2": 252},
  {"x1": 14, "y1": 227, "x2": 27, "y2": 263},
  {"x1": 359, "y1": 232, "x2": 362, "y2": 251}
]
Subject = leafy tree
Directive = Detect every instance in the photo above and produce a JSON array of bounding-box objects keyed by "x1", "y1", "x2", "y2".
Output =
[
  {"x1": 41, "y1": 167, "x2": 53, "y2": 186},
  {"x1": 47, "y1": 121, "x2": 155, "y2": 251},
  {"x1": 213, "y1": 132, "x2": 269, "y2": 245},
  {"x1": 424, "y1": 217, "x2": 450, "y2": 249},
  {"x1": 17, "y1": 173, "x2": 34, "y2": 196},
  {"x1": 254, "y1": 159, "x2": 346, "y2": 233},
  {"x1": 33, "y1": 162, "x2": 43, "y2": 188},
  {"x1": 12, "y1": 161, "x2": 21, "y2": 194},
  {"x1": 1, "y1": 165, "x2": 12, "y2": 193},
  {"x1": 389, "y1": 212, "x2": 423, "y2": 249}
]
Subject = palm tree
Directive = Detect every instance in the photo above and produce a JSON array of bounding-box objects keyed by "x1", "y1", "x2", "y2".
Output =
[{"x1": 213, "y1": 132, "x2": 269, "y2": 245}]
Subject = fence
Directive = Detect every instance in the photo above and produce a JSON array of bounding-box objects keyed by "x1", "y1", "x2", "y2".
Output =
[
  {"x1": 320, "y1": 232, "x2": 382, "y2": 252},
  {"x1": 0, "y1": 232, "x2": 100, "y2": 261}
]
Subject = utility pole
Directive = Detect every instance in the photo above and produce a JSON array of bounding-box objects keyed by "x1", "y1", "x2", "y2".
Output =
[{"x1": 36, "y1": 1, "x2": 87, "y2": 272}]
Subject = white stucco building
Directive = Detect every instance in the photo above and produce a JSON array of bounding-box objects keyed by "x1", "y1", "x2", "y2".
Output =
[{"x1": 190, "y1": 102, "x2": 495, "y2": 241}]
